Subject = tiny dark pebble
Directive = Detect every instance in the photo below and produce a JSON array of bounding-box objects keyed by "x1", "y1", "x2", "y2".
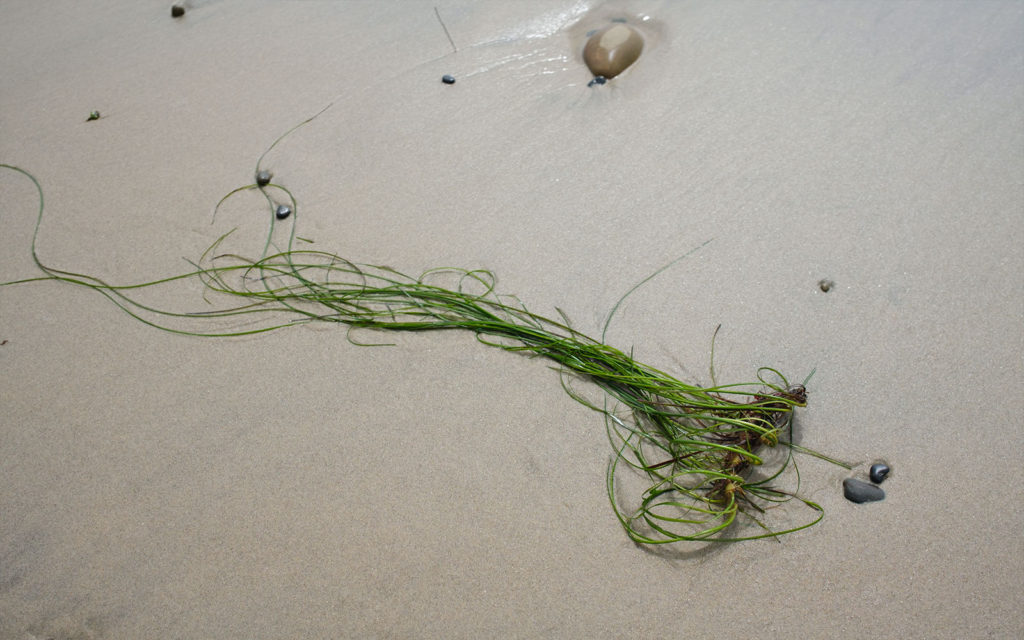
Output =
[
  {"x1": 171, "y1": 4, "x2": 185, "y2": 18},
  {"x1": 843, "y1": 478, "x2": 885, "y2": 504},
  {"x1": 441, "y1": 74, "x2": 456, "y2": 85},
  {"x1": 256, "y1": 170, "x2": 272, "y2": 187},
  {"x1": 275, "y1": 204, "x2": 292, "y2": 220},
  {"x1": 869, "y1": 463, "x2": 891, "y2": 484},
  {"x1": 818, "y1": 279, "x2": 834, "y2": 292},
  {"x1": 588, "y1": 75, "x2": 607, "y2": 87}
]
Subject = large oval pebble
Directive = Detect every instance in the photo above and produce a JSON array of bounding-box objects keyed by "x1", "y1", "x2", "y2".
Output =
[
  {"x1": 583, "y1": 24, "x2": 644, "y2": 79},
  {"x1": 843, "y1": 478, "x2": 885, "y2": 504}
]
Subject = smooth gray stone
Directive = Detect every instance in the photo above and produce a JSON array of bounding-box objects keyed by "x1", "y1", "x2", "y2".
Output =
[
  {"x1": 869, "y1": 463, "x2": 891, "y2": 484},
  {"x1": 843, "y1": 478, "x2": 885, "y2": 503}
]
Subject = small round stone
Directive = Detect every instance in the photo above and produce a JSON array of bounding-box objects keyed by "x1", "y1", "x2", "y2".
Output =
[
  {"x1": 255, "y1": 170, "x2": 272, "y2": 187},
  {"x1": 818, "y1": 279, "x2": 834, "y2": 292},
  {"x1": 441, "y1": 74, "x2": 456, "y2": 85},
  {"x1": 843, "y1": 478, "x2": 885, "y2": 504},
  {"x1": 171, "y1": 4, "x2": 185, "y2": 18},
  {"x1": 583, "y1": 24, "x2": 644, "y2": 79},
  {"x1": 587, "y1": 75, "x2": 607, "y2": 87},
  {"x1": 275, "y1": 204, "x2": 292, "y2": 220},
  {"x1": 869, "y1": 463, "x2": 891, "y2": 484}
]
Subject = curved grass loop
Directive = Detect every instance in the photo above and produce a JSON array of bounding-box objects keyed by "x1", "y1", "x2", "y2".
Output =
[{"x1": 1, "y1": 163, "x2": 848, "y2": 545}]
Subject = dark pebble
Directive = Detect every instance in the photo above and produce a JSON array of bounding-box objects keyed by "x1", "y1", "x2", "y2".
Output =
[
  {"x1": 256, "y1": 170, "x2": 272, "y2": 187},
  {"x1": 171, "y1": 4, "x2": 185, "y2": 18},
  {"x1": 441, "y1": 74, "x2": 456, "y2": 85},
  {"x1": 587, "y1": 75, "x2": 607, "y2": 87},
  {"x1": 819, "y1": 279, "x2": 834, "y2": 292},
  {"x1": 275, "y1": 204, "x2": 292, "y2": 220},
  {"x1": 843, "y1": 478, "x2": 885, "y2": 504},
  {"x1": 869, "y1": 463, "x2": 891, "y2": 484}
]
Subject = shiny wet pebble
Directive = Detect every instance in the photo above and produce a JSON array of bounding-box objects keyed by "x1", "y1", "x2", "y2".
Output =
[
  {"x1": 869, "y1": 463, "x2": 891, "y2": 484},
  {"x1": 441, "y1": 74, "x2": 456, "y2": 85},
  {"x1": 275, "y1": 204, "x2": 292, "y2": 220},
  {"x1": 587, "y1": 75, "x2": 607, "y2": 87},
  {"x1": 583, "y1": 24, "x2": 644, "y2": 79},
  {"x1": 843, "y1": 478, "x2": 885, "y2": 504},
  {"x1": 171, "y1": 4, "x2": 185, "y2": 18},
  {"x1": 256, "y1": 170, "x2": 272, "y2": 187}
]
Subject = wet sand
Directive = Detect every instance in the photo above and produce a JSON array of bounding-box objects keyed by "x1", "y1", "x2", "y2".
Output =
[{"x1": 2, "y1": 1, "x2": 1022, "y2": 638}]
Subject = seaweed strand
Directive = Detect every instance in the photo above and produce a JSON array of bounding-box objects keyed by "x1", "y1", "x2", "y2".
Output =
[{"x1": 1, "y1": 163, "x2": 847, "y2": 544}]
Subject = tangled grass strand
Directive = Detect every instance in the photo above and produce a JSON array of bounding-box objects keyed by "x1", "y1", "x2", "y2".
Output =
[{"x1": 1, "y1": 162, "x2": 849, "y2": 545}]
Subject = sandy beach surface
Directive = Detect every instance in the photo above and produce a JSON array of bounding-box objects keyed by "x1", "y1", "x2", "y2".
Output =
[{"x1": 2, "y1": 1, "x2": 1022, "y2": 638}]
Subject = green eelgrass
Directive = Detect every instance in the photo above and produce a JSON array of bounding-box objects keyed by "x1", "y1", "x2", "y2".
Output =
[{"x1": 1, "y1": 163, "x2": 849, "y2": 544}]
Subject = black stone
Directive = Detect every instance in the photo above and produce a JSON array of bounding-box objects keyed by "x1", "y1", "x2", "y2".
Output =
[
  {"x1": 171, "y1": 4, "x2": 185, "y2": 18},
  {"x1": 256, "y1": 170, "x2": 272, "y2": 187},
  {"x1": 275, "y1": 204, "x2": 292, "y2": 220},
  {"x1": 843, "y1": 478, "x2": 885, "y2": 504},
  {"x1": 441, "y1": 74, "x2": 456, "y2": 85},
  {"x1": 588, "y1": 75, "x2": 607, "y2": 87},
  {"x1": 869, "y1": 463, "x2": 891, "y2": 484}
]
